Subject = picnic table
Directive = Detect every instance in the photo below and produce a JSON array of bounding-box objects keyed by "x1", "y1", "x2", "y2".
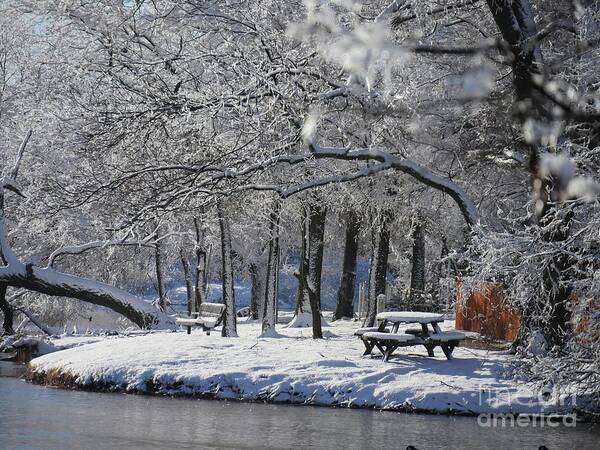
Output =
[{"x1": 356, "y1": 311, "x2": 465, "y2": 361}]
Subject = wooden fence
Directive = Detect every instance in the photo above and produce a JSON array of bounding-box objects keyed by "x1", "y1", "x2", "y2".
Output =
[{"x1": 455, "y1": 281, "x2": 521, "y2": 341}]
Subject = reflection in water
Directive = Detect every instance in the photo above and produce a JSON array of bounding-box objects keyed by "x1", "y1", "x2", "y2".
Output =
[{"x1": 0, "y1": 377, "x2": 599, "y2": 450}]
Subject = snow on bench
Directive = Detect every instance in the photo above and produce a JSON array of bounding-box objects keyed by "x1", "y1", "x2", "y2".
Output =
[
  {"x1": 176, "y1": 302, "x2": 225, "y2": 335},
  {"x1": 376, "y1": 311, "x2": 444, "y2": 324},
  {"x1": 354, "y1": 327, "x2": 384, "y2": 336},
  {"x1": 426, "y1": 331, "x2": 466, "y2": 342},
  {"x1": 362, "y1": 332, "x2": 414, "y2": 342}
]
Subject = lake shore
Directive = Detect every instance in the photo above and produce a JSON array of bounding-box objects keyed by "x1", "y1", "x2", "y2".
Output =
[{"x1": 26, "y1": 320, "x2": 580, "y2": 418}]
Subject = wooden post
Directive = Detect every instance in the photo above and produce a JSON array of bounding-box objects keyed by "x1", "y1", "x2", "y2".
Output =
[
  {"x1": 15, "y1": 345, "x2": 33, "y2": 364},
  {"x1": 357, "y1": 284, "x2": 362, "y2": 319},
  {"x1": 357, "y1": 283, "x2": 365, "y2": 319},
  {"x1": 377, "y1": 293, "x2": 386, "y2": 314}
]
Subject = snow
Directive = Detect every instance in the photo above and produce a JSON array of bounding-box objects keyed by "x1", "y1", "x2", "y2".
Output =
[
  {"x1": 376, "y1": 311, "x2": 445, "y2": 323},
  {"x1": 427, "y1": 331, "x2": 467, "y2": 342},
  {"x1": 286, "y1": 311, "x2": 330, "y2": 328},
  {"x1": 29, "y1": 320, "x2": 574, "y2": 416},
  {"x1": 362, "y1": 331, "x2": 414, "y2": 342},
  {"x1": 353, "y1": 326, "x2": 380, "y2": 336},
  {"x1": 286, "y1": 311, "x2": 314, "y2": 328},
  {"x1": 175, "y1": 318, "x2": 200, "y2": 327}
]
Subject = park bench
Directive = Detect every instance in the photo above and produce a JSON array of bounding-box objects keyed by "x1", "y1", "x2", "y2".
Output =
[{"x1": 176, "y1": 302, "x2": 226, "y2": 335}]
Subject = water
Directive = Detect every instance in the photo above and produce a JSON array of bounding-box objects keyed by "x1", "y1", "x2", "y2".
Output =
[{"x1": 0, "y1": 377, "x2": 599, "y2": 450}]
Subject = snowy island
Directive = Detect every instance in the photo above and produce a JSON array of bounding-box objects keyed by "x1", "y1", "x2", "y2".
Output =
[{"x1": 26, "y1": 319, "x2": 576, "y2": 418}]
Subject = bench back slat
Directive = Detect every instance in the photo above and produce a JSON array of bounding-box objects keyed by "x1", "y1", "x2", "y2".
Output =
[{"x1": 198, "y1": 302, "x2": 226, "y2": 317}]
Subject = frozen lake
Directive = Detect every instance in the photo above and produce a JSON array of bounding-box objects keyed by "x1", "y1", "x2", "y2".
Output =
[{"x1": 1, "y1": 377, "x2": 599, "y2": 450}]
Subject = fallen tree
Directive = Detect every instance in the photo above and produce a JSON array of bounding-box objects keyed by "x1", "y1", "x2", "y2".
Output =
[{"x1": 0, "y1": 133, "x2": 174, "y2": 330}]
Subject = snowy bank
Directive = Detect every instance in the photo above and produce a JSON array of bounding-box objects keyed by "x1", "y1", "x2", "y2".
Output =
[{"x1": 27, "y1": 321, "x2": 575, "y2": 416}]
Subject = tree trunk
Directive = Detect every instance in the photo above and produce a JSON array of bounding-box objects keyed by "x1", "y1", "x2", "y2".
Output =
[
  {"x1": 430, "y1": 236, "x2": 449, "y2": 306},
  {"x1": 217, "y1": 201, "x2": 238, "y2": 337},
  {"x1": 0, "y1": 264, "x2": 172, "y2": 329},
  {"x1": 0, "y1": 283, "x2": 15, "y2": 335},
  {"x1": 539, "y1": 209, "x2": 574, "y2": 348},
  {"x1": 364, "y1": 210, "x2": 392, "y2": 327},
  {"x1": 180, "y1": 250, "x2": 194, "y2": 316},
  {"x1": 154, "y1": 241, "x2": 167, "y2": 312},
  {"x1": 487, "y1": 0, "x2": 572, "y2": 348},
  {"x1": 294, "y1": 206, "x2": 311, "y2": 315},
  {"x1": 193, "y1": 218, "x2": 207, "y2": 312},
  {"x1": 249, "y1": 262, "x2": 263, "y2": 320},
  {"x1": 334, "y1": 211, "x2": 359, "y2": 320},
  {"x1": 486, "y1": 0, "x2": 542, "y2": 105},
  {"x1": 262, "y1": 199, "x2": 281, "y2": 335},
  {"x1": 409, "y1": 218, "x2": 426, "y2": 305},
  {"x1": 306, "y1": 197, "x2": 326, "y2": 339}
]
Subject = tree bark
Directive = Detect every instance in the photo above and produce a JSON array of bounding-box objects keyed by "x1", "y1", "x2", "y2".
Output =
[
  {"x1": 409, "y1": 218, "x2": 426, "y2": 305},
  {"x1": 334, "y1": 211, "x2": 359, "y2": 320},
  {"x1": 364, "y1": 210, "x2": 392, "y2": 327},
  {"x1": 217, "y1": 201, "x2": 238, "y2": 337},
  {"x1": 193, "y1": 218, "x2": 207, "y2": 312},
  {"x1": 294, "y1": 205, "x2": 311, "y2": 315},
  {"x1": 249, "y1": 262, "x2": 263, "y2": 320},
  {"x1": 0, "y1": 283, "x2": 15, "y2": 335},
  {"x1": 485, "y1": 0, "x2": 542, "y2": 105},
  {"x1": 305, "y1": 196, "x2": 326, "y2": 339},
  {"x1": 154, "y1": 240, "x2": 167, "y2": 312},
  {"x1": 430, "y1": 236, "x2": 449, "y2": 306},
  {"x1": 180, "y1": 249, "x2": 194, "y2": 316},
  {"x1": 262, "y1": 199, "x2": 281, "y2": 335},
  {"x1": 0, "y1": 264, "x2": 172, "y2": 329}
]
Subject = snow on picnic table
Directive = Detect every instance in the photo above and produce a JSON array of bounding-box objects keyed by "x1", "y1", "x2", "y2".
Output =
[{"x1": 30, "y1": 320, "x2": 565, "y2": 415}]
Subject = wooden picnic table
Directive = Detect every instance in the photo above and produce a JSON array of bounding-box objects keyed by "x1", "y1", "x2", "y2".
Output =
[
  {"x1": 376, "y1": 311, "x2": 445, "y2": 333},
  {"x1": 358, "y1": 311, "x2": 465, "y2": 361}
]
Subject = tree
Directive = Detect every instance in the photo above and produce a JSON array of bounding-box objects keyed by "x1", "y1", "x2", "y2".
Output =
[
  {"x1": 180, "y1": 249, "x2": 194, "y2": 316},
  {"x1": 0, "y1": 131, "x2": 173, "y2": 329},
  {"x1": 408, "y1": 217, "x2": 426, "y2": 305},
  {"x1": 261, "y1": 199, "x2": 282, "y2": 336},
  {"x1": 305, "y1": 194, "x2": 326, "y2": 338},
  {"x1": 364, "y1": 210, "x2": 392, "y2": 327},
  {"x1": 217, "y1": 201, "x2": 238, "y2": 337},
  {"x1": 333, "y1": 210, "x2": 360, "y2": 320},
  {"x1": 193, "y1": 218, "x2": 208, "y2": 312}
]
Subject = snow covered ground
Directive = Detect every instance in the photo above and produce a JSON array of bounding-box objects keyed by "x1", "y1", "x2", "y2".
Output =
[{"x1": 28, "y1": 320, "x2": 574, "y2": 416}]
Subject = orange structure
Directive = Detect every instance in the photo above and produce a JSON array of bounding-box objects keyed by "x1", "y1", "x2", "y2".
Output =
[{"x1": 455, "y1": 280, "x2": 521, "y2": 342}]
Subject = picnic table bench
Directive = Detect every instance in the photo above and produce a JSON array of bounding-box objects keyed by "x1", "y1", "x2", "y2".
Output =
[
  {"x1": 176, "y1": 302, "x2": 225, "y2": 335},
  {"x1": 358, "y1": 312, "x2": 466, "y2": 361}
]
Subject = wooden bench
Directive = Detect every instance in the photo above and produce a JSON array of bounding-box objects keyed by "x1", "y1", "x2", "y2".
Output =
[
  {"x1": 176, "y1": 302, "x2": 226, "y2": 335},
  {"x1": 425, "y1": 331, "x2": 466, "y2": 360},
  {"x1": 355, "y1": 322, "x2": 389, "y2": 355},
  {"x1": 362, "y1": 332, "x2": 416, "y2": 362}
]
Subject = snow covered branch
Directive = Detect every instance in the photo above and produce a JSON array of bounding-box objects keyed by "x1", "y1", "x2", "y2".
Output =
[
  {"x1": 0, "y1": 265, "x2": 173, "y2": 329},
  {"x1": 47, "y1": 237, "x2": 157, "y2": 268},
  {"x1": 9, "y1": 129, "x2": 33, "y2": 180},
  {"x1": 304, "y1": 143, "x2": 480, "y2": 228}
]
